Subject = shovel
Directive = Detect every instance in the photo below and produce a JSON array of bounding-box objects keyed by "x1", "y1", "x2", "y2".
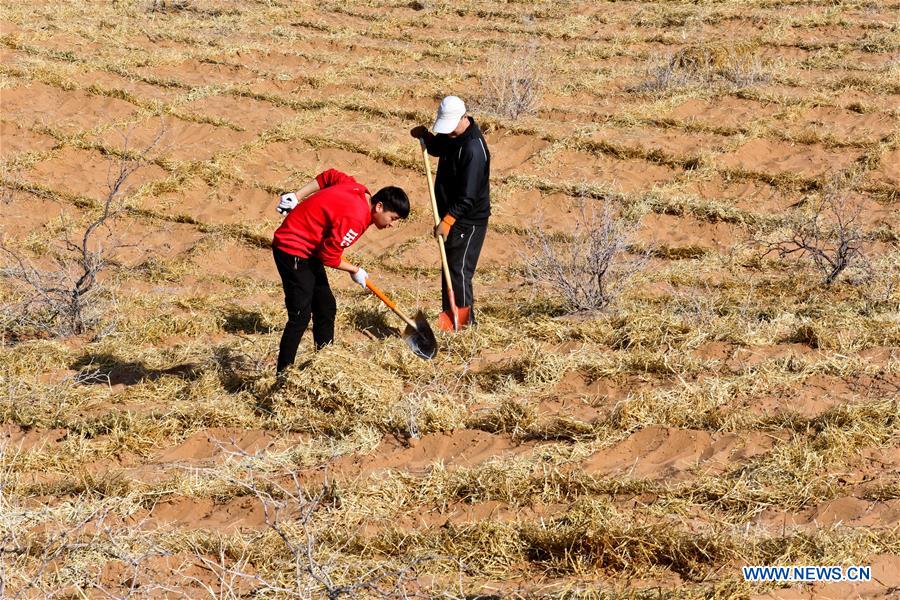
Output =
[
  {"x1": 419, "y1": 139, "x2": 470, "y2": 331},
  {"x1": 365, "y1": 279, "x2": 437, "y2": 359}
]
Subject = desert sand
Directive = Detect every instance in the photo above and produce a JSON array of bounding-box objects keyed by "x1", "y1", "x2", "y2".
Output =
[{"x1": 1, "y1": 1, "x2": 898, "y2": 598}]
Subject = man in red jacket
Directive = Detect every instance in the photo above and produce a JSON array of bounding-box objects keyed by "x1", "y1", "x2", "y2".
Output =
[{"x1": 272, "y1": 168, "x2": 410, "y2": 373}]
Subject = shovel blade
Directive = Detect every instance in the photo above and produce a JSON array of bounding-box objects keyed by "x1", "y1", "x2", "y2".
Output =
[
  {"x1": 437, "y1": 307, "x2": 471, "y2": 332},
  {"x1": 402, "y1": 310, "x2": 438, "y2": 359}
]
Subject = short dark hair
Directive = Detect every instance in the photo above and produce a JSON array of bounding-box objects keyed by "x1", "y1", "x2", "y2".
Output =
[{"x1": 372, "y1": 186, "x2": 410, "y2": 219}]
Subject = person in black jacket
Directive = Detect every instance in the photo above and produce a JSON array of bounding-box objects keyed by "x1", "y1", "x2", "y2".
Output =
[{"x1": 411, "y1": 96, "x2": 490, "y2": 326}]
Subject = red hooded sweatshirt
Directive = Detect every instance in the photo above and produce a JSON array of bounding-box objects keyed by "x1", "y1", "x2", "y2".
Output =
[{"x1": 272, "y1": 169, "x2": 372, "y2": 268}]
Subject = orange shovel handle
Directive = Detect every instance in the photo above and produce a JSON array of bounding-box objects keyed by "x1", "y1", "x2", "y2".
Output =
[{"x1": 366, "y1": 279, "x2": 417, "y2": 330}]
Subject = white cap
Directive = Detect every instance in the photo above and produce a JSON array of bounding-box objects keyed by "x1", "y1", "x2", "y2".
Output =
[{"x1": 432, "y1": 96, "x2": 466, "y2": 134}]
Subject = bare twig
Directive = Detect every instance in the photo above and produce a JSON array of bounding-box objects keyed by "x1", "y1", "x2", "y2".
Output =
[
  {"x1": 0, "y1": 128, "x2": 165, "y2": 338},
  {"x1": 476, "y1": 40, "x2": 542, "y2": 120},
  {"x1": 522, "y1": 193, "x2": 645, "y2": 313},
  {"x1": 759, "y1": 174, "x2": 869, "y2": 286}
]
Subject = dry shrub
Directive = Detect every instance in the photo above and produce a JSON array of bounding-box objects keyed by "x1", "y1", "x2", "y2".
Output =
[
  {"x1": 522, "y1": 197, "x2": 644, "y2": 314},
  {"x1": 635, "y1": 42, "x2": 770, "y2": 93},
  {"x1": 1, "y1": 130, "x2": 163, "y2": 340},
  {"x1": 265, "y1": 346, "x2": 403, "y2": 436},
  {"x1": 759, "y1": 174, "x2": 869, "y2": 286},
  {"x1": 1, "y1": 207, "x2": 122, "y2": 340},
  {"x1": 200, "y1": 474, "x2": 444, "y2": 598},
  {"x1": 476, "y1": 41, "x2": 542, "y2": 120}
]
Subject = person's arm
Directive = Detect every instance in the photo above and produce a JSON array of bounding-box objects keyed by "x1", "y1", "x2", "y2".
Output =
[
  {"x1": 295, "y1": 179, "x2": 320, "y2": 201},
  {"x1": 410, "y1": 125, "x2": 447, "y2": 157},
  {"x1": 276, "y1": 179, "x2": 321, "y2": 214},
  {"x1": 316, "y1": 169, "x2": 353, "y2": 189},
  {"x1": 332, "y1": 257, "x2": 368, "y2": 289},
  {"x1": 335, "y1": 259, "x2": 362, "y2": 275},
  {"x1": 318, "y1": 219, "x2": 370, "y2": 289}
]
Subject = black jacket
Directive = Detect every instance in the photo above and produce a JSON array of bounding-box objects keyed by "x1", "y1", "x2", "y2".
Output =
[{"x1": 423, "y1": 117, "x2": 490, "y2": 225}]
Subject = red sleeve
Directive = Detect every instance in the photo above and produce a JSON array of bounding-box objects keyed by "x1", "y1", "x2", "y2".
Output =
[
  {"x1": 315, "y1": 169, "x2": 354, "y2": 189},
  {"x1": 317, "y1": 217, "x2": 365, "y2": 268},
  {"x1": 317, "y1": 230, "x2": 344, "y2": 268}
]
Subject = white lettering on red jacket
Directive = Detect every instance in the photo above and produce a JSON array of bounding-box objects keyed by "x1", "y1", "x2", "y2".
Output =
[
  {"x1": 272, "y1": 169, "x2": 372, "y2": 268},
  {"x1": 340, "y1": 229, "x2": 359, "y2": 247}
]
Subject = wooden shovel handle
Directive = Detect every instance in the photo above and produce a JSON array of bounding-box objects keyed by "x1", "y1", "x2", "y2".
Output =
[
  {"x1": 366, "y1": 279, "x2": 417, "y2": 329},
  {"x1": 419, "y1": 139, "x2": 442, "y2": 228},
  {"x1": 419, "y1": 139, "x2": 460, "y2": 329}
]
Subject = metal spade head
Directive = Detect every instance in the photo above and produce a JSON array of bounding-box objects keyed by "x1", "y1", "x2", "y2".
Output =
[{"x1": 402, "y1": 310, "x2": 438, "y2": 359}]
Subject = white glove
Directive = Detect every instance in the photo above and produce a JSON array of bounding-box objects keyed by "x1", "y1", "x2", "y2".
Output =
[
  {"x1": 276, "y1": 192, "x2": 299, "y2": 215},
  {"x1": 351, "y1": 268, "x2": 368, "y2": 289}
]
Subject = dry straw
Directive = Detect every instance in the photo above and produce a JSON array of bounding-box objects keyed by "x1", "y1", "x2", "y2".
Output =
[
  {"x1": 634, "y1": 42, "x2": 771, "y2": 94},
  {"x1": 265, "y1": 346, "x2": 403, "y2": 436}
]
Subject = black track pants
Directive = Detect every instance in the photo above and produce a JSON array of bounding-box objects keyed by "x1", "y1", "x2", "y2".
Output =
[
  {"x1": 441, "y1": 222, "x2": 487, "y2": 322},
  {"x1": 273, "y1": 247, "x2": 337, "y2": 372}
]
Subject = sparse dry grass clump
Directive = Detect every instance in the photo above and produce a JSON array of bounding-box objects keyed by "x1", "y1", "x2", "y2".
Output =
[
  {"x1": 856, "y1": 30, "x2": 900, "y2": 54},
  {"x1": 634, "y1": 42, "x2": 771, "y2": 94},
  {"x1": 475, "y1": 41, "x2": 543, "y2": 120},
  {"x1": 387, "y1": 385, "x2": 467, "y2": 441}
]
